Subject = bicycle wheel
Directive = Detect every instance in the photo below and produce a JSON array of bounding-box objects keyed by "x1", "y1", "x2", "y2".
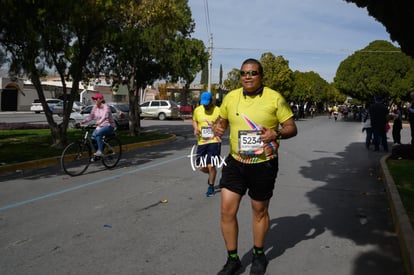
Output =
[
  {"x1": 102, "y1": 136, "x2": 122, "y2": 168},
  {"x1": 61, "y1": 141, "x2": 91, "y2": 176}
]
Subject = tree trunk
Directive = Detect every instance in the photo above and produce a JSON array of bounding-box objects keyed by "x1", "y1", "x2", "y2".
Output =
[
  {"x1": 128, "y1": 88, "x2": 141, "y2": 136},
  {"x1": 30, "y1": 71, "x2": 68, "y2": 149},
  {"x1": 127, "y1": 72, "x2": 141, "y2": 137},
  {"x1": 50, "y1": 123, "x2": 68, "y2": 149}
]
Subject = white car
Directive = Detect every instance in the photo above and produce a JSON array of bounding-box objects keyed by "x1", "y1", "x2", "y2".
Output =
[
  {"x1": 30, "y1": 99, "x2": 63, "y2": 113},
  {"x1": 139, "y1": 100, "x2": 180, "y2": 120}
]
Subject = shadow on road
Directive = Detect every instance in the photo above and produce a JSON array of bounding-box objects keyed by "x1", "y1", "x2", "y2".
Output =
[
  {"x1": 298, "y1": 141, "x2": 404, "y2": 274},
  {"x1": 238, "y1": 214, "x2": 325, "y2": 274}
]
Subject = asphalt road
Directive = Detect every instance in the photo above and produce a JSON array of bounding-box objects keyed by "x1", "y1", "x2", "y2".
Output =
[
  {"x1": 0, "y1": 115, "x2": 409, "y2": 275},
  {"x1": 0, "y1": 111, "x2": 60, "y2": 124}
]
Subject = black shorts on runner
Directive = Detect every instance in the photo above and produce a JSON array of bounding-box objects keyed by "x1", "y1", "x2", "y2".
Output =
[
  {"x1": 219, "y1": 155, "x2": 278, "y2": 201},
  {"x1": 196, "y1": 142, "x2": 221, "y2": 167}
]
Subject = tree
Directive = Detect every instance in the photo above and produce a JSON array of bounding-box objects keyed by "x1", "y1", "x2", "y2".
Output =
[
  {"x1": 334, "y1": 40, "x2": 414, "y2": 101},
  {"x1": 292, "y1": 71, "x2": 329, "y2": 103},
  {"x1": 200, "y1": 60, "x2": 209, "y2": 85},
  {"x1": 168, "y1": 37, "x2": 208, "y2": 106},
  {"x1": 103, "y1": 0, "x2": 205, "y2": 136},
  {"x1": 344, "y1": 0, "x2": 414, "y2": 58},
  {"x1": 0, "y1": 0, "x2": 116, "y2": 148},
  {"x1": 260, "y1": 53, "x2": 294, "y2": 100},
  {"x1": 223, "y1": 69, "x2": 241, "y2": 91}
]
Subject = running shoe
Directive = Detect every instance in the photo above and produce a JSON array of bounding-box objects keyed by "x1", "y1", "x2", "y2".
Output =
[
  {"x1": 206, "y1": 185, "x2": 215, "y2": 197},
  {"x1": 250, "y1": 253, "x2": 268, "y2": 275},
  {"x1": 217, "y1": 256, "x2": 242, "y2": 275}
]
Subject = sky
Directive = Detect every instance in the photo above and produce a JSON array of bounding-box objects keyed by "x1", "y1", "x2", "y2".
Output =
[{"x1": 187, "y1": 0, "x2": 397, "y2": 84}]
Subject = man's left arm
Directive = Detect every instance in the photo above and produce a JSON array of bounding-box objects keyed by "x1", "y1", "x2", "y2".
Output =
[
  {"x1": 277, "y1": 118, "x2": 297, "y2": 139},
  {"x1": 260, "y1": 117, "x2": 297, "y2": 143}
]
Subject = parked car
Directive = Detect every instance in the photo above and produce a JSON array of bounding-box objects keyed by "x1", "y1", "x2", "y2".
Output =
[
  {"x1": 139, "y1": 100, "x2": 180, "y2": 120},
  {"x1": 179, "y1": 105, "x2": 193, "y2": 115},
  {"x1": 108, "y1": 102, "x2": 130, "y2": 129},
  {"x1": 30, "y1": 99, "x2": 63, "y2": 113},
  {"x1": 69, "y1": 103, "x2": 129, "y2": 129},
  {"x1": 52, "y1": 101, "x2": 86, "y2": 116},
  {"x1": 72, "y1": 101, "x2": 86, "y2": 112}
]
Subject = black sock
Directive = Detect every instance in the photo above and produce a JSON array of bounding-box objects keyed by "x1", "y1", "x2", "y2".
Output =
[
  {"x1": 253, "y1": 246, "x2": 264, "y2": 255},
  {"x1": 228, "y1": 249, "x2": 238, "y2": 259}
]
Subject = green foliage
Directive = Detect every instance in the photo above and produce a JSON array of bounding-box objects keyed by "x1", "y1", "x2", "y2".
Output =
[
  {"x1": 260, "y1": 53, "x2": 294, "y2": 99},
  {"x1": 168, "y1": 37, "x2": 208, "y2": 105},
  {"x1": 168, "y1": 37, "x2": 208, "y2": 85},
  {"x1": 222, "y1": 52, "x2": 348, "y2": 105},
  {"x1": 1, "y1": 0, "x2": 206, "y2": 139},
  {"x1": 223, "y1": 68, "x2": 241, "y2": 91},
  {"x1": 200, "y1": 60, "x2": 209, "y2": 85},
  {"x1": 387, "y1": 159, "x2": 414, "y2": 228},
  {"x1": 103, "y1": 0, "x2": 206, "y2": 135},
  {"x1": 292, "y1": 71, "x2": 330, "y2": 103},
  {"x1": 334, "y1": 40, "x2": 414, "y2": 102},
  {"x1": 344, "y1": 1, "x2": 414, "y2": 58},
  {"x1": 0, "y1": 0, "x2": 117, "y2": 147},
  {"x1": 0, "y1": 128, "x2": 171, "y2": 165}
]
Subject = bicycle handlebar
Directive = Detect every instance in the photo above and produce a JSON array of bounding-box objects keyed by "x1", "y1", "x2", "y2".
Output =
[{"x1": 75, "y1": 123, "x2": 96, "y2": 130}]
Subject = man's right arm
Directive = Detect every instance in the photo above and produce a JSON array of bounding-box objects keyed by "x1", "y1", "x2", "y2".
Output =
[{"x1": 213, "y1": 117, "x2": 228, "y2": 137}]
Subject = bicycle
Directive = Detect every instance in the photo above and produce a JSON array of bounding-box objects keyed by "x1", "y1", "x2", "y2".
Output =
[{"x1": 60, "y1": 124, "x2": 122, "y2": 176}]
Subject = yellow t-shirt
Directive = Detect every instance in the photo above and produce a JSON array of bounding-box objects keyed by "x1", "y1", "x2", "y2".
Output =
[
  {"x1": 193, "y1": 105, "x2": 221, "y2": 145},
  {"x1": 219, "y1": 87, "x2": 293, "y2": 163}
]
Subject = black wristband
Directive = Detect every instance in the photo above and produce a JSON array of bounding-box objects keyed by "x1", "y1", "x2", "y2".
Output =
[{"x1": 275, "y1": 130, "x2": 283, "y2": 140}]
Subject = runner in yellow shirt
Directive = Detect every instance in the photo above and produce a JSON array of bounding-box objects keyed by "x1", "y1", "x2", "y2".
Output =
[
  {"x1": 214, "y1": 58, "x2": 297, "y2": 275},
  {"x1": 192, "y1": 91, "x2": 221, "y2": 197}
]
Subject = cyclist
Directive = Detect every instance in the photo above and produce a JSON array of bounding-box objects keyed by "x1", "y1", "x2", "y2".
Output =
[{"x1": 81, "y1": 93, "x2": 115, "y2": 157}]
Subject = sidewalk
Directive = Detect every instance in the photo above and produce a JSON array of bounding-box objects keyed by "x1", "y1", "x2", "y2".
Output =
[{"x1": 380, "y1": 154, "x2": 414, "y2": 275}]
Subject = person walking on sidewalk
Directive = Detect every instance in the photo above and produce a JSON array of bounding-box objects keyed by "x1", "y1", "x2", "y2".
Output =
[
  {"x1": 213, "y1": 58, "x2": 297, "y2": 275},
  {"x1": 192, "y1": 91, "x2": 222, "y2": 197},
  {"x1": 81, "y1": 93, "x2": 115, "y2": 157},
  {"x1": 369, "y1": 95, "x2": 389, "y2": 152},
  {"x1": 390, "y1": 104, "x2": 402, "y2": 145},
  {"x1": 361, "y1": 101, "x2": 373, "y2": 149}
]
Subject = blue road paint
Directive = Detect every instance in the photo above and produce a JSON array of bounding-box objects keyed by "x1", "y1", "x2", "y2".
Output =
[{"x1": 0, "y1": 155, "x2": 186, "y2": 212}]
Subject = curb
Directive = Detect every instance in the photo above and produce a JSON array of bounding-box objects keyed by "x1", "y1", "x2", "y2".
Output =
[
  {"x1": 0, "y1": 135, "x2": 177, "y2": 175},
  {"x1": 380, "y1": 155, "x2": 414, "y2": 275}
]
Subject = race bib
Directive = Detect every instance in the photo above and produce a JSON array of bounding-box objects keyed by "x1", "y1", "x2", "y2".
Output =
[
  {"x1": 201, "y1": 126, "x2": 214, "y2": 140},
  {"x1": 238, "y1": 130, "x2": 263, "y2": 155}
]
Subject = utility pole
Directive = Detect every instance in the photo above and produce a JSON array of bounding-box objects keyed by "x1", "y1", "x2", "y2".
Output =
[{"x1": 208, "y1": 33, "x2": 213, "y2": 93}]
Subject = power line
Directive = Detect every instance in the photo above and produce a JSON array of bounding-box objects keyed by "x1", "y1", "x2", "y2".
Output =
[{"x1": 203, "y1": 0, "x2": 211, "y2": 36}]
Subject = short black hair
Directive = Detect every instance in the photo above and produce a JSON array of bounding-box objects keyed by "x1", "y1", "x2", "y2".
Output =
[{"x1": 241, "y1": 58, "x2": 263, "y2": 76}]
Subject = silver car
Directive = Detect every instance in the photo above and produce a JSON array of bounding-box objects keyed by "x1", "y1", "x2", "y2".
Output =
[
  {"x1": 52, "y1": 101, "x2": 86, "y2": 116},
  {"x1": 69, "y1": 103, "x2": 129, "y2": 129},
  {"x1": 30, "y1": 99, "x2": 63, "y2": 113},
  {"x1": 139, "y1": 100, "x2": 180, "y2": 120}
]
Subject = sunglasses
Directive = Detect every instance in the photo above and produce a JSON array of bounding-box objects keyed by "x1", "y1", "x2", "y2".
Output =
[{"x1": 240, "y1": 70, "x2": 259, "y2": 77}]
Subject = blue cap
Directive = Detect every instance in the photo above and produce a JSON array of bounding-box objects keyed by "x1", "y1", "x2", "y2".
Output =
[
  {"x1": 200, "y1": 91, "x2": 212, "y2": 105},
  {"x1": 375, "y1": 95, "x2": 383, "y2": 102}
]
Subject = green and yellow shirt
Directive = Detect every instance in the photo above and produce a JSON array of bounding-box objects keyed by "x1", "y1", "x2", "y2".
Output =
[
  {"x1": 193, "y1": 105, "x2": 221, "y2": 145},
  {"x1": 220, "y1": 87, "x2": 293, "y2": 164}
]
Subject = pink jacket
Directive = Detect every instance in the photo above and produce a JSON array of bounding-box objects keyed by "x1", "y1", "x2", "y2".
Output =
[{"x1": 83, "y1": 104, "x2": 116, "y2": 129}]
